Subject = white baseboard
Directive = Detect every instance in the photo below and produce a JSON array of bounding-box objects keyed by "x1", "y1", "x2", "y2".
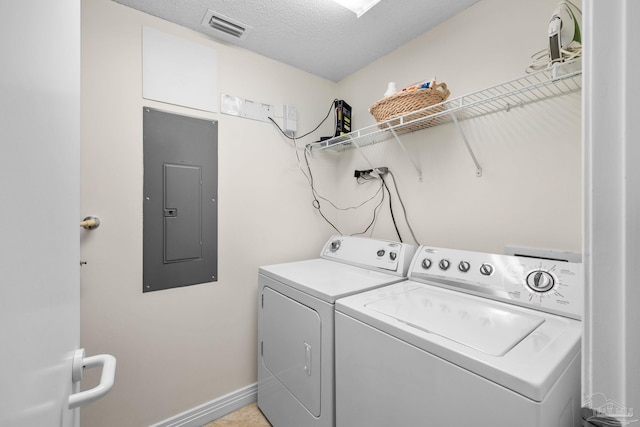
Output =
[{"x1": 150, "y1": 383, "x2": 257, "y2": 427}]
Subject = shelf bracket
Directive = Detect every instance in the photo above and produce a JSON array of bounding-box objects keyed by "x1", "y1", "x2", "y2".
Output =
[
  {"x1": 448, "y1": 109, "x2": 482, "y2": 177},
  {"x1": 386, "y1": 124, "x2": 424, "y2": 182},
  {"x1": 349, "y1": 137, "x2": 378, "y2": 172}
]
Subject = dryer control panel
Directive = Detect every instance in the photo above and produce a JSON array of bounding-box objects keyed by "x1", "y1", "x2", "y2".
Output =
[
  {"x1": 409, "y1": 246, "x2": 583, "y2": 320},
  {"x1": 321, "y1": 235, "x2": 417, "y2": 277}
]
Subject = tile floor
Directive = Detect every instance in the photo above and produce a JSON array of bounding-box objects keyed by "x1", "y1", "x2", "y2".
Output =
[{"x1": 203, "y1": 402, "x2": 271, "y2": 427}]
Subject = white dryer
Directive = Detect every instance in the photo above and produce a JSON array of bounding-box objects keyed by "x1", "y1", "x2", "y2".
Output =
[
  {"x1": 257, "y1": 235, "x2": 417, "y2": 427},
  {"x1": 335, "y1": 246, "x2": 583, "y2": 427}
]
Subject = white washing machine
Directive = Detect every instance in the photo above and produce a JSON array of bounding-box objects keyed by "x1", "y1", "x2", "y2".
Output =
[
  {"x1": 257, "y1": 235, "x2": 417, "y2": 427},
  {"x1": 335, "y1": 245, "x2": 583, "y2": 427}
]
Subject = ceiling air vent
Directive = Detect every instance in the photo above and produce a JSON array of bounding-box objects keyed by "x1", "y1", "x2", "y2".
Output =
[{"x1": 201, "y1": 10, "x2": 252, "y2": 40}]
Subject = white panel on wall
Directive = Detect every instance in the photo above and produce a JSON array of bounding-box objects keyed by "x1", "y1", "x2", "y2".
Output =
[
  {"x1": 220, "y1": 94, "x2": 275, "y2": 123},
  {"x1": 142, "y1": 26, "x2": 218, "y2": 112}
]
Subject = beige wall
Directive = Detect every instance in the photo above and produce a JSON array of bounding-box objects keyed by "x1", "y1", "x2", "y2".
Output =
[
  {"x1": 334, "y1": 0, "x2": 582, "y2": 254},
  {"x1": 81, "y1": 0, "x2": 338, "y2": 426},
  {"x1": 80, "y1": 0, "x2": 582, "y2": 425}
]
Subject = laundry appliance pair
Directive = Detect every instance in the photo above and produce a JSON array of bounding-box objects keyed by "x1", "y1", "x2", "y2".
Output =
[{"x1": 258, "y1": 237, "x2": 583, "y2": 427}]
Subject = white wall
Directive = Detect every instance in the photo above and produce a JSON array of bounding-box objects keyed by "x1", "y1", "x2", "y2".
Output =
[
  {"x1": 334, "y1": 0, "x2": 582, "y2": 254},
  {"x1": 80, "y1": 0, "x2": 583, "y2": 425},
  {"x1": 80, "y1": 1, "x2": 337, "y2": 426}
]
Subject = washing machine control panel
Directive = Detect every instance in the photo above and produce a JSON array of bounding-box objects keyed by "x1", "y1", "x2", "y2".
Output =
[
  {"x1": 321, "y1": 235, "x2": 417, "y2": 277},
  {"x1": 409, "y1": 246, "x2": 583, "y2": 320}
]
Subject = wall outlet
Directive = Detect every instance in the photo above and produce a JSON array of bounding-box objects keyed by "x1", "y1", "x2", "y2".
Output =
[{"x1": 283, "y1": 104, "x2": 297, "y2": 135}]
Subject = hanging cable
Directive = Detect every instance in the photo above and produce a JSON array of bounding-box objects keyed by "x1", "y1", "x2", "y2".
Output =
[
  {"x1": 380, "y1": 175, "x2": 402, "y2": 242},
  {"x1": 269, "y1": 99, "x2": 391, "y2": 237},
  {"x1": 350, "y1": 179, "x2": 386, "y2": 237},
  {"x1": 300, "y1": 143, "x2": 342, "y2": 234},
  {"x1": 387, "y1": 170, "x2": 421, "y2": 245},
  {"x1": 268, "y1": 98, "x2": 338, "y2": 141},
  {"x1": 302, "y1": 145, "x2": 385, "y2": 234}
]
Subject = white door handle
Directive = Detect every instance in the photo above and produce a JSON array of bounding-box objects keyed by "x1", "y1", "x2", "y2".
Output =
[{"x1": 68, "y1": 349, "x2": 117, "y2": 409}]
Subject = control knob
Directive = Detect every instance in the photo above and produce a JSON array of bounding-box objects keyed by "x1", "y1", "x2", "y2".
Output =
[
  {"x1": 329, "y1": 240, "x2": 341, "y2": 252},
  {"x1": 479, "y1": 263, "x2": 494, "y2": 276},
  {"x1": 377, "y1": 249, "x2": 385, "y2": 257},
  {"x1": 439, "y1": 259, "x2": 451, "y2": 271},
  {"x1": 389, "y1": 251, "x2": 397, "y2": 261},
  {"x1": 526, "y1": 270, "x2": 555, "y2": 293},
  {"x1": 458, "y1": 261, "x2": 471, "y2": 273},
  {"x1": 421, "y1": 258, "x2": 432, "y2": 270}
]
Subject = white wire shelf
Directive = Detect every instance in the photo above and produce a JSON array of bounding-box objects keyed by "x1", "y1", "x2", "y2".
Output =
[{"x1": 309, "y1": 61, "x2": 582, "y2": 154}]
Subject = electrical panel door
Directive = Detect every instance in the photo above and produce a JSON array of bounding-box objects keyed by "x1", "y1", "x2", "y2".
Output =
[
  {"x1": 163, "y1": 163, "x2": 202, "y2": 263},
  {"x1": 143, "y1": 108, "x2": 218, "y2": 292}
]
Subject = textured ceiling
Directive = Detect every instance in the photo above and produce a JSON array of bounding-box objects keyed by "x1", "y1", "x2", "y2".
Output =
[{"x1": 112, "y1": 0, "x2": 480, "y2": 82}]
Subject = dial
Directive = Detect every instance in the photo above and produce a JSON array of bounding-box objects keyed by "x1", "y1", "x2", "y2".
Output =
[
  {"x1": 329, "y1": 240, "x2": 341, "y2": 252},
  {"x1": 458, "y1": 261, "x2": 471, "y2": 273},
  {"x1": 439, "y1": 259, "x2": 451, "y2": 271},
  {"x1": 526, "y1": 270, "x2": 555, "y2": 293},
  {"x1": 479, "y1": 263, "x2": 494, "y2": 276},
  {"x1": 421, "y1": 258, "x2": 432, "y2": 270},
  {"x1": 389, "y1": 251, "x2": 397, "y2": 261},
  {"x1": 377, "y1": 249, "x2": 386, "y2": 257}
]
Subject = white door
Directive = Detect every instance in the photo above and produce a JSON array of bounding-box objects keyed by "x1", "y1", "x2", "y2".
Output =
[{"x1": 0, "y1": 1, "x2": 82, "y2": 426}]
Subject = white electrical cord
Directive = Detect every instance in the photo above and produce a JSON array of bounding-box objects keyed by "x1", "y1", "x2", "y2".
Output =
[{"x1": 526, "y1": 44, "x2": 582, "y2": 73}]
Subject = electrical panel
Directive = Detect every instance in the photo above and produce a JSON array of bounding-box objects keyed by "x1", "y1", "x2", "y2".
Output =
[{"x1": 143, "y1": 107, "x2": 218, "y2": 292}]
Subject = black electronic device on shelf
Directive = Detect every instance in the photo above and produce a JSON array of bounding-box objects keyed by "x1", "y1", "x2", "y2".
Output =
[{"x1": 334, "y1": 100, "x2": 351, "y2": 137}]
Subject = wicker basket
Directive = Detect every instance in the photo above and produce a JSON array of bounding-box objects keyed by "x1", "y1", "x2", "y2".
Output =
[{"x1": 369, "y1": 82, "x2": 450, "y2": 132}]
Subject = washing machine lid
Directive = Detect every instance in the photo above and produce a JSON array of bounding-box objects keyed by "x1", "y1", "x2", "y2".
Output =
[
  {"x1": 336, "y1": 281, "x2": 582, "y2": 402},
  {"x1": 260, "y1": 258, "x2": 405, "y2": 303},
  {"x1": 365, "y1": 286, "x2": 545, "y2": 356}
]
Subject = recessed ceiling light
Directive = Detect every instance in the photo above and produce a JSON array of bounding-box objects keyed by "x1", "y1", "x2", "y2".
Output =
[{"x1": 331, "y1": 0, "x2": 382, "y2": 17}]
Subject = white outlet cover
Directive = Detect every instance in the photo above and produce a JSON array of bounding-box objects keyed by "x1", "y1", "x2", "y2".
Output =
[{"x1": 220, "y1": 94, "x2": 273, "y2": 123}]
